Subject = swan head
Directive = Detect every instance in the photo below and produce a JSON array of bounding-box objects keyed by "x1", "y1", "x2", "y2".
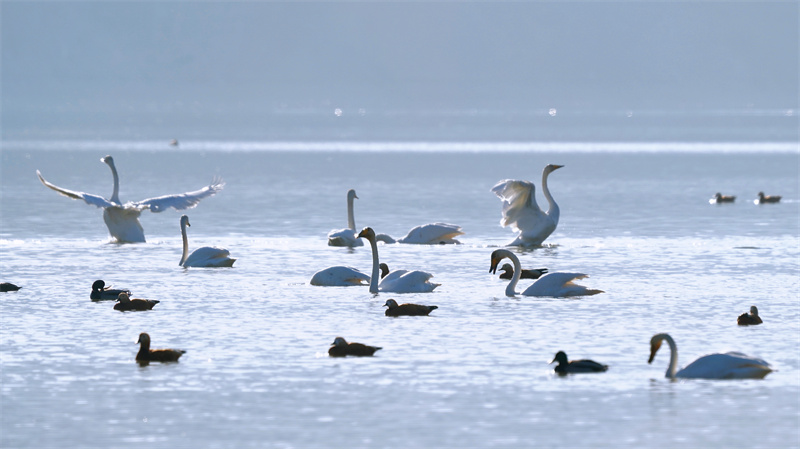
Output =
[
  {"x1": 647, "y1": 335, "x2": 664, "y2": 364},
  {"x1": 91, "y1": 280, "x2": 106, "y2": 291},
  {"x1": 489, "y1": 249, "x2": 508, "y2": 274},
  {"x1": 347, "y1": 189, "x2": 358, "y2": 201},
  {"x1": 101, "y1": 155, "x2": 114, "y2": 165},
  {"x1": 331, "y1": 336, "x2": 347, "y2": 347},
  {"x1": 383, "y1": 299, "x2": 399, "y2": 308},
  {"x1": 551, "y1": 351, "x2": 568, "y2": 365},
  {"x1": 137, "y1": 332, "x2": 151, "y2": 345},
  {"x1": 180, "y1": 215, "x2": 191, "y2": 228},
  {"x1": 379, "y1": 263, "x2": 390, "y2": 279},
  {"x1": 750, "y1": 305, "x2": 759, "y2": 316},
  {"x1": 545, "y1": 164, "x2": 564, "y2": 174},
  {"x1": 117, "y1": 292, "x2": 131, "y2": 303},
  {"x1": 357, "y1": 227, "x2": 375, "y2": 241}
]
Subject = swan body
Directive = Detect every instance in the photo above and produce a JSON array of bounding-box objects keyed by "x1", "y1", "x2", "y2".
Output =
[
  {"x1": 489, "y1": 249, "x2": 602, "y2": 297},
  {"x1": 358, "y1": 227, "x2": 440, "y2": 293},
  {"x1": 179, "y1": 215, "x2": 235, "y2": 267},
  {"x1": 136, "y1": 333, "x2": 185, "y2": 364},
  {"x1": 383, "y1": 298, "x2": 438, "y2": 316},
  {"x1": 498, "y1": 263, "x2": 548, "y2": 280},
  {"x1": 737, "y1": 306, "x2": 763, "y2": 325},
  {"x1": 114, "y1": 292, "x2": 159, "y2": 311},
  {"x1": 37, "y1": 155, "x2": 224, "y2": 243},
  {"x1": 310, "y1": 266, "x2": 371, "y2": 286},
  {"x1": 90, "y1": 280, "x2": 131, "y2": 301},
  {"x1": 755, "y1": 192, "x2": 781, "y2": 204},
  {"x1": 648, "y1": 333, "x2": 772, "y2": 379},
  {"x1": 492, "y1": 164, "x2": 563, "y2": 247},
  {"x1": 328, "y1": 336, "x2": 381, "y2": 357},
  {"x1": 397, "y1": 223, "x2": 463, "y2": 244},
  {"x1": 551, "y1": 351, "x2": 608, "y2": 374},
  {"x1": 327, "y1": 189, "x2": 364, "y2": 247},
  {"x1": 710, "y1": 192, "x2": 736, "y2": 204}
]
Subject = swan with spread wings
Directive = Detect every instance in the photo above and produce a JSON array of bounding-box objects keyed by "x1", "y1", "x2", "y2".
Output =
[{"x1": 492, "y1": 164, "x2": 563, "y2": 247}]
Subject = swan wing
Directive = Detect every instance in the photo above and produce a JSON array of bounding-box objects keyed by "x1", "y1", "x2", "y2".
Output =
[
  {"x1": 397, "y1": 223, "x2": 463, "y2": 244},
  {"x1": 130, "y1": 178, "x2": 224, "y2": 212},
  {"x1": 183, "y1": 246, "x2": 235, "y2": 267},
  {"x1": 310, "y1": 266, "x2": 370, "y2": 286},
  {"x1": 521, "y1": 272, "x2": 601, "y2": 297},
  {"x1": 37, "y1": 170, "x2": 115, "y2": 208},
  {"x1": 327, "y1": 228, "x2": 364, "y2": 247},
  {"x1": 677, "y1": 352, "x2": 772, "y2": 379},
  {"x1": 379, "y1": 270, "x2": 439, "y2": 293},
  {"x1": 491, "y1": 179, "x2": 547, "y2": 230}
]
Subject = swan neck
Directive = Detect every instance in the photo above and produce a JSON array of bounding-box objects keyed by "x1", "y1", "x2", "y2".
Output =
[
  {"x1": 108, "y1": 159, "x2": 121, "y2": 204},
  {"x1": 346, "y1": 195, "x2": 356, "y2": 230},
  {"x1": 367, "y1": 236, "x2": 380, "y2": 293},
  {"x1": 660, "y1": 334, "x2": 679, "y2": 379},
  {"x1": 503, "y1": 250, "x2": 521, "y2": 296},
  {"x1": 179, "y1": 220, "x2": 189, "y2": 266},
  {"x1": 542, "y1": 169, "x2": 559, "y2": 219}
]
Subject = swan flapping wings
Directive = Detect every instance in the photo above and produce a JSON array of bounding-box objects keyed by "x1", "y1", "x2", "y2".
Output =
[
  {"x1": 491, "y1": 179, "x2": 547, "y2": 233},
  {"x1": 129, "y1": 177, "x2": 225, "y2": 212},
  {"x1": 37, "y1": 170, "x2": 119, "y2": 208}
]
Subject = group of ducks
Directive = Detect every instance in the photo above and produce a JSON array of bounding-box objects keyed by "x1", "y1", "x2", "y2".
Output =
[
  {"x1": 24, "y1": 156, "x2": 776, "y2": 377},
  {"x1": 711, "y1": 191, "x2": 782, "y2": 204}
]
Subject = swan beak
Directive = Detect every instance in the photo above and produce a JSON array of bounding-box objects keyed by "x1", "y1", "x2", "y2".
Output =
[
  {"x1": 647, "y1": 341, "x2": 661, "y2": 364},
  {"x1": 489, "y1": 258, "x2": 500, "y2": 274},
  {"x1": 553, "y1": 164, "x2": 564, "y2": 170}
]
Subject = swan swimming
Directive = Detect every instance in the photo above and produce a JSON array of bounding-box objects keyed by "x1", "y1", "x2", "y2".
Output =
[
  {"x1": 310, "y1": 263, "x2": 389, "y2": 287},
  {"x1": 358, "y1": 227, "x2": 440, "y2": 293},
  {"x1": 395, "y1": 223, "x2": 464, "y2": 244},
  {"x1": 489, "y1": 249, "x2": 602, "y2": 297},
  {"x1": 647, "y1": 333, "x2": 772, "y2": 379},
  {"x1": 327, "y1": 189, "x2": 364, "y2": 247},
  {"x1": 492, "y1": 164, "x2": 563, "y2": 247},
  {"x1": 37, "y1": 155, "x2": 224, "y2": 243},
  {"x1": 179, "y1": 215, "x2": 236, "y2": 267}
]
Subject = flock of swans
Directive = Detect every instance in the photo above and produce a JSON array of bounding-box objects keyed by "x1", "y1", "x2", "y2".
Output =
[{"x1": 28, "y1": 155, "x2": 775, "y2": 379}]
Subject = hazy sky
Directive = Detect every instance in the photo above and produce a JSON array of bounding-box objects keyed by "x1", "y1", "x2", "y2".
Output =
[{"x1": 2, "y1": 1, "x2": 798, "y2": 139}]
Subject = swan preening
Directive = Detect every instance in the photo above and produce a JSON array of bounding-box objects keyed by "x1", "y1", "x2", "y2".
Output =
[
  {"x1": 647, "y1": 333, "x2": 772, "y2": 379},
  {"x1": 489, "y1": 249, "x2": 602, "y2": 297},
  {"x1": 384, "y1": 298, "x2": 438, "y2": 317},
  {"x1": 551, "y1": 351, "x2": 608, "y2": 374},
  {"x1": 179, "y1": 215, "x2": 236, "y2": 267},
  {"x1": 328, "y1": 336, "x2": 382, "y2": 357},
  {"x1": 710, "y1": 193, "x2": 736, "y2": 204},
  {"x1": 358, "y1": 227, "x2": 440, "y2": 293},
  {"x1": 136, "y1": 333, "x2": 185, "y2": 364},
  {"x1": 90, "y1": 280, "x2": 131, "y2": 301},
  {"x1": 737, "y1": 306, "x2": 763, "y2": 325},
  {"x1": 114, "y1": 292, "x2": 159, "y2": 311},
  {"x1": 37, "y1": 155, "x2": 224, "y2": 243},
  {"x1": 755, "y1": 192, "x2": 781, "y2": 204},
  {"x1": 492, "y1": 164, "x2": 563, "y2": 247}
]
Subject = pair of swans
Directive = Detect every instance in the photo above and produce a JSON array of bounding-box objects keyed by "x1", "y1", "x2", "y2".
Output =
[
  {"x1": 492, "y1": 164, "x2": 563, "y2": 247},
  {"x1": 327, "y1": 189, "x2": 463, "y2": 246},
  {"x1": 490, "y1": 249, "x2": 602, "y2": 297},
  {"x1": 648, "y1": 333, "x2": 771, "y2": 379},
  {"x1": 37, "y1": 155, "x2": 224, "y2": 243}
]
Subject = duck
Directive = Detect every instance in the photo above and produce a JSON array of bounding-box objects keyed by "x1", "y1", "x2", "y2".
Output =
[
  {"x1": 490, "y1": 249, "x2": 602, "y2": 297},
  {"x1": 328, "y1": 336, "x2": 382, "y2": 357},
  {"x1": 383, "y1": 298, "x2": 438, "y2": 317},
  {"x1": 0, "y1": 283, "x2": 22, "y2": 292},
  {"x1": 551, "y1": 351, "x2": 608, "y2": 374},
  {"x1": 711, "y1": 193, "x2": 736, "y2": 204},
  {"x1": 497, "y1": 263, "x2": 548, "y2": 280},
  {"x1": 648, "y1": 333, "x2": 772, "y2": 379},
  {"x1": 136, "y1": 333, "x2": 185, "y2": 364},
  {"x1": 737, "y1": 306, "x2": 763, "y2": 325},
  {"x1": 113, "y1": 292, "x2": 159, "y2": 311},
  {"x1": 90, "y1": 280, "x2": 131, "y2": 301},
  {"x1": 755, "y1": 192, "x2": 781, "y2": 204}
]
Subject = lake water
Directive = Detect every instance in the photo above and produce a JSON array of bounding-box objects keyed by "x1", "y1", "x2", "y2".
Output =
[{"x1": 1, "y1": 141, "x2": 798, "y2": 448}]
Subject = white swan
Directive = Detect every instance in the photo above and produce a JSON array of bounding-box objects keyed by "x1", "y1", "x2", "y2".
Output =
[
  {"x1": 310, "y1": 266, "x2": 370, "y2": 286},
  {"x1": 37, "y1": 155, "x2": 224, "y2": 243},
  {"x1": 396, "y1": 223, "x2": 463, "y2": 244},
  {"x1": 358, "y1": 227, "x2": 439, "y2": 293},
  {"x1": 648, "y1": 333, "x2": 772, "y2": 379},
  {"x1": 327, "y1": 189, "x2": 364, "y2": 247},
  {"x1": 489, "y1": 249, "x2": 602, "y2": 297},
  {"x1": 179, "y1": 215, "x2": 235, "y2": 267},
  {"x1": 491, "y1": 164, "x2": 563, "y2": 247}
]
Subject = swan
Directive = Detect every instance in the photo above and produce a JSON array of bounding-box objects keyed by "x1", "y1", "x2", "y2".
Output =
[
  {"x1": 647, "y1": 333, "x2": 772, "y2": 379},
  {"x1": 710, "y1": 192, "x2": 736, "y2": 204},
  {"x1": 179, "y1": 215, "x2": 236, "y2": 267},
  {"x1": 136, "y1": 333, "x2": 185, "y2": 364},
  {"x1": 310, "y1": 262, "x2": 390, "y2": 287},
  {"x1": 327, "y1": 189, "x2": 364, "y2": 247},
  {"x1": 328, "y1": 336, "x2": 382, "y2": 357},
  {"x1": 755, "y1": 192, "x2": 781, "y2": 204},
  {"x1": 737, "y1": 306, "x2": 763, "y2": 325},
  {"x1": 114, "y1": 292, "x2": 159, "y2": 311},
  {"x1": 551, "y1": 351, "x2": 608, "y2": 374},
  {"x1": 37, "y1": 155, "x2": 224, "y2": 243},
  {"x1": 497, "y1": 263, "x2": 548, "y2": 280},
  {"x1": 491, "y1": 164, "x2": 563, "y2": 246},
  {"x1": 489, "y1": 249, "x2": 602, "y2": 297},
  {"x1": 396, "y1": 223, "x2": 463, "y2": 244},
  {"x1": 358, "y1": 227, "x2": 440, "y2": 293},
  {"x1": 90, "y1": 280, "x2": 131, "y2": 301},
  {"x1": 383, "y1": 298, "x2": 438, "y2": 316}
]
